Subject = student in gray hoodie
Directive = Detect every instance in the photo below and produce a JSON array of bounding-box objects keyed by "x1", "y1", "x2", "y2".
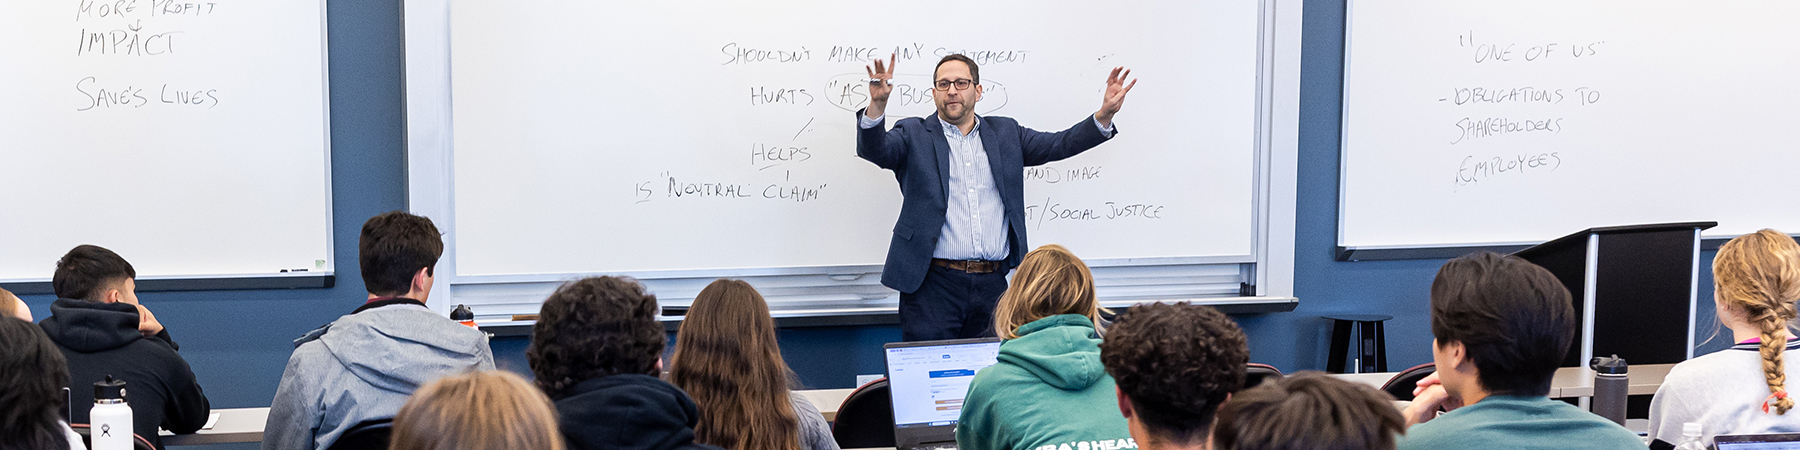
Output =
[{"x1": 262, "y1": 212, "x2": 494, "y2": 450}]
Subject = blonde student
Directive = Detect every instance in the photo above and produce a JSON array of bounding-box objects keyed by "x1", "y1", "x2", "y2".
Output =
[
  {"x1": 1648, "y1": 229, "x2": 1800, "y2": 444},
  {"x1": 957, "y1": 244, "x2": 1134, "y2": 450},
  {"x1": 391, "y1": 370, "x2": 564, "y2": 450}
]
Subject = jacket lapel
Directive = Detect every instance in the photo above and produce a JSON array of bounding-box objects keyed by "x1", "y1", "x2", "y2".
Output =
[
  {"x1": 977, "y1": 117, "x2": 1012, "y2": 201},
  {"x1": 926, "y1": 117, "x2": 952, "y2": 199}
]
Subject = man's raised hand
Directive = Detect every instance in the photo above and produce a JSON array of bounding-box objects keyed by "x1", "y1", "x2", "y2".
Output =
[
  {"x1": 865, "y1": 53, "x2": 897, "y2": 119},
  {"x1": 1094, "y1": 66, "x2": 1137, "y2": 127}
]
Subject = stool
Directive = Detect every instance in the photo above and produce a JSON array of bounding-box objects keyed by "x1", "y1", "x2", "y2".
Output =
[{"x1": 1325, "y1": 314, "x2": 1391, "y2": 374}]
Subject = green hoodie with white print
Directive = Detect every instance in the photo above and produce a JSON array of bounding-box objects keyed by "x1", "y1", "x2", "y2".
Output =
[{"x1": 956, "y1": 314, "x2": 1137, "y2": 450}]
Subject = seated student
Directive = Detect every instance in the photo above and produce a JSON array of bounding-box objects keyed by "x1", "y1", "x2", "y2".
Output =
[
  {"x1": 3, "y1": 287, "x2": 31, "y2": 321},
  {"x1": 1098, "y1": 302, "x2": 1249, "y2": 450},
  {"x1": 0, "y1": 316, "x2": 86, "y2": 450},
  {"x1": 958, "y1": 244, "x2": 1134, "y2": 450},
  {"x1": 1398, "y1": 251, "x2": 1641, "y2": 450},
  {"x1": 264, "y1": 212, "x2": 495, "y2": 450},
  {"x1": 38, "y1": 245, "x2": 210, "y2": 450},
  {"x1": 1649, "y1": 229, "x2": 1800, "y2": 444},
  {"x1": 1213, "y1": 372, "x2": 1406, "y2": 450},
  {"x1": 526, "y1": 276, "x2": 722, "y2": 450},
  {"x1": 668, "y1": 279, "x2": 840, "y2": 450},
  {"x1": 391, "y1": 370, "x2": 565, "y2": 450}
]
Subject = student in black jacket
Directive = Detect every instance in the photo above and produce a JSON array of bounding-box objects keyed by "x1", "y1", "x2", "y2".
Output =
[
  {"x1": 37, "y1": 245, "x2": 210, "y2": 450},
  {"x1": 526, "y1": 276, "x2": 723, "y2": 450}
]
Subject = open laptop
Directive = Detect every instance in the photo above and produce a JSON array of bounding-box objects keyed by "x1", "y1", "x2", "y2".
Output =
[
  {"x1": 1716, "y1": 433, "x2": 1800, "y2": 450},
  {"x1": 883, "y1": 337, "x2": 1003, "y2": 450}
]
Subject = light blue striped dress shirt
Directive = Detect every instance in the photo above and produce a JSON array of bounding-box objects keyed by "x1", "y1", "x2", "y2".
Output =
[{"x1": 860, "y1": 113, "x2": 1114, "y2": 261}]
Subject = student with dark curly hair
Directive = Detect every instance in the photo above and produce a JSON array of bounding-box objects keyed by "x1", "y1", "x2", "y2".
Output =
[
  {"x1": 668, "y1": 279, "x2": 839, "y2": 450},
  {"x1": 0, "y1": 316, "x2": 84, "y2": 450},
  {"x1": 527, "y1": 276, "x2": 722, "y2": 450},
  {"x1": 1212, "y1": 372, "x2": 1405, "y2": 450},
  {"x1": 1098, "y1": 302, "x2": 1248, "y2": 450},
  {"x1": 957, "y1": 244, "x2": 1132, "y2": 450},
  {"x1": 1397, "y1": 251, "x2": 1639, "y2": 449}
]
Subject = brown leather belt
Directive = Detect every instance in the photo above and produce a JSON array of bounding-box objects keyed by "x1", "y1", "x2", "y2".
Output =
[{"x1": 931, "y1": 258, "x2": 1001, "y2": 274}]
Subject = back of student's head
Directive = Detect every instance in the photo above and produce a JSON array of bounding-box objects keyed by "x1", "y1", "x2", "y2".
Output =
[
  {"x1": 1714, "y1": 228, "x2": 1800, "y2": 414},
  {"x1": 669, "y1": 279, "x2": 800, "y2": 450},
  {"x1": 359, "y1": 211, "x2": 444, "y2": 297},
  {"x1": 994, "y1": 244, "x2": 1106, "y2": 339},
  {"x1": 1099, "y1": 302, "x2": 1247, "y2": 446},
  {"x1": 53, "y1": 244, "x2": 135, "y2": 301},
  {"x1": 527, "y1": 276, "x2": 663, "y2": 399},
  {"x1": 1, "y1": 287, "x2": 29, "y2": 321},
  {"x1": 1430, "y1": 251, "x2": 1574, "y2": 396},
  {"x1": 391, "y1": 370, "x2": 564, "y2": 450},
  {"x1": 0, "y1": 316, "x2": 73, "y2": 450},
  {"x1": 1212, "y1": 372, "x2": 1405, "y2": 450}
]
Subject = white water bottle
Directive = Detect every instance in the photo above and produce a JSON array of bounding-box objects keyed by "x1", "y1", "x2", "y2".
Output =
[
  {"x1": 91, "y1": 375, "x2": 132, "y2": 450},
  {"x1": 1672, "y1": 422, "x2": 1706, "y2": 450}
]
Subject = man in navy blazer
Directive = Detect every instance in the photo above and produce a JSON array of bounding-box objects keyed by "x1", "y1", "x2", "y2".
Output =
[{"x1": 856, "y1": 54, "x2": 1136, "y2": 341}]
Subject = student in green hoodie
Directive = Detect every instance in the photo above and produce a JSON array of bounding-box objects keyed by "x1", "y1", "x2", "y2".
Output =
[{"x1": 957, "y1": 244, "x2": 1136, "y2": 450}]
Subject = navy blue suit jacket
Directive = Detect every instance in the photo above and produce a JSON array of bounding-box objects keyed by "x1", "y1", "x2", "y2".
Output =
[{"x1": 856, "y1": 109, "x2": 1115, "y2": 293}]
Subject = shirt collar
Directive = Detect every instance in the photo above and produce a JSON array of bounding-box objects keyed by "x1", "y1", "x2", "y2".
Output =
[{"x1": 937, "y1": 114, "x2": 980, "y2": 137}]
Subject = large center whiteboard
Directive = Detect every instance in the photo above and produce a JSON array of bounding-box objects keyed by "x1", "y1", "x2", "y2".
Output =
[
  {"x1": 0, "y1": 0, "x2": 333, "y2": 282},
  {"x1": 1341, "y1": 0, "x2": 1800, "y2": 251},
  {"x1": 448, "y1": 0, "x2": 1261, "y2": 277}
]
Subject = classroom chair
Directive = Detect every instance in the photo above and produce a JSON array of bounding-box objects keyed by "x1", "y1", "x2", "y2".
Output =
[
  {"x1": 1244, "y1": 363, "x2": 1284, "y2": 391},
  {"x1": 327, "y1": 418, "x2": 394, "y2": 450},
  {"x1": 1379, "y1": 363, "x2": 1436, "y2": 401},
  {"x1": 831, "y1": 377, "x2": 896, "y2": 449}
]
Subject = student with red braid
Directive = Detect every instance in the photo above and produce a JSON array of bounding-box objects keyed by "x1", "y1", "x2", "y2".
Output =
[{"x1": 1649, "y1": 229, "x2": 1800, "y2": 445}]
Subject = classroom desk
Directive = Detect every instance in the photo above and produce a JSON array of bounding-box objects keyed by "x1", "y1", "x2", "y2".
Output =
[
  {"x1": 1329, "y1": 363, "x2": 1674, "y2": 399},
  {"x1": 796, "y1": 387, "x2": 856, "y2": 422},
  {"x1": 160, "y1": 407, "x2": 268, "y2": 446},
  {"x1": 149, "y1": 365, "x2": 1673, "y2": 446}
]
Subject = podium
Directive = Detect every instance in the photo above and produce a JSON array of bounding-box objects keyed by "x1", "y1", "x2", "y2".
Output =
[{"x1": 1512, "y1": 222, "x2": 1716, "y2": 368}]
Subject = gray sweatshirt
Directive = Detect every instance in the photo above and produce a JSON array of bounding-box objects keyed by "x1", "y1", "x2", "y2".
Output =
[{"x1": 261, "y1": 301, "x2": 494, "y2": 450}]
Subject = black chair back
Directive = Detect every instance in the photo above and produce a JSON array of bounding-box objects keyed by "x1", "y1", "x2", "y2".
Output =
[
  {"x1": 1380, "y1": 363, "x2": 1437, "y2": 401},
  {"x1": 1243, "y1": 363, "x2": 1284, "y2": 391},
  {"x1": 69, "y1": 423, "x2": 156, "y2": 450},
  {"x1": 831, "y1": 378, "x2": 896, "y2": 449},
  {"x1": 328, "y1": 418, "x2": 395, "y2": 450}
]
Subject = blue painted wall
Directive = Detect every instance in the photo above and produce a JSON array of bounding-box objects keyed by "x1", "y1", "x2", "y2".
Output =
[{"x1": 18, "y1": 1, "x2": 1733, "y2": 432}]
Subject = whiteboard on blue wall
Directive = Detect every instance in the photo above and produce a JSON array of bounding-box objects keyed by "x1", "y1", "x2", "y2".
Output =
[
  {"x1": 0, "y1": 0, "x2": 334, "y2": 284},
  {"x1": 1339, "y1": 0, "x2": 1800, "y2": 254},
  {"x1": 405, "y1": 0, "x2": 1303, "y2": 315}
]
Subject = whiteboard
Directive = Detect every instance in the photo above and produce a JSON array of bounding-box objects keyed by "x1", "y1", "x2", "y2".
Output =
[
  {"x1": 1340, "y1": 0, "x2": 1800, "y2": 251},
  {"x1": 0, "y1": 0, "x2": 333, "y2": 282},
  {"x1": 445, "y1": 0, "x2": 1262, "y2": 277}
]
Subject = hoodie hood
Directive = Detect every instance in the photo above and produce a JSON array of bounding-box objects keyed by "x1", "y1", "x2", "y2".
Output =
[
  {"x1": 996, "y1": 314, "x2": 1107, "y2": 391},
  {"x1": 554, "y1": 374, "x2": 717, "y2": 450},
  {"x1": 299, "y1": 303, "x2": 491, "y2": 393},
  {"x1": 39, "y1": 298, "x2": 145, "y2": 353}
]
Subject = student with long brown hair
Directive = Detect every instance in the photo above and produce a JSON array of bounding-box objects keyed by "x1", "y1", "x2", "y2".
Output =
[
  {"x1": 391, "y1": 370, "x2": 564, "y2": 450},
  {"x1": 668, "y1": 279, "x2": 838, "y2": 450},
  {"x1": 1649, "y1": 229, "x2": 1800, "y2": 444},
  {"x1": 956, "y1": 244, "x2": 1132, "y2": 450},
  {"x1": 0, "y1": 316, "x2": 84, "y2": 450}
]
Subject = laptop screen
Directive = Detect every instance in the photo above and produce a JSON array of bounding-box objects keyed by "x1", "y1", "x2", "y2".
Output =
[
  {"x1": 884, "y1": 339, "x2": 1002, "y2": 428},
  {"x1": 1716, "y1": 433, "x2": 1800, "y2": 450}
]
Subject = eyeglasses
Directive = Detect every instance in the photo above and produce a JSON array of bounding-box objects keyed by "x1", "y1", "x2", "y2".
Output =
[{"x1": 934, "y1": 79, "x2": 975, "y2": 91}]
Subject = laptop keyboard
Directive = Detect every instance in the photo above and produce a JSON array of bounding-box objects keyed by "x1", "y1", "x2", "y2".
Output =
[{"x1": 906, "y1": 444, "x2": 959, "y2": 450}]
